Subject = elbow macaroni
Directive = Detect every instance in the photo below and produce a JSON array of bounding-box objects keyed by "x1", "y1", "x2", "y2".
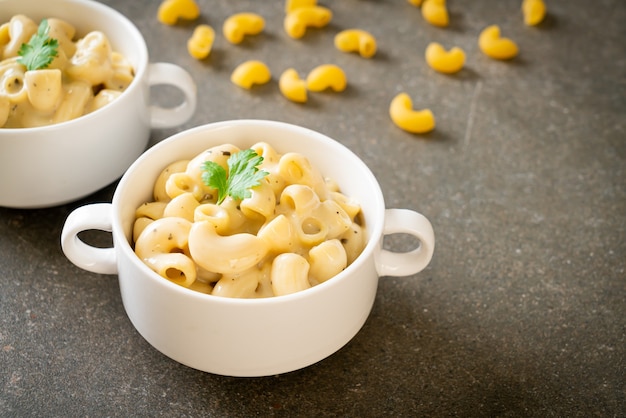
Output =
[
  {"x1": 134, "y1": 217, "x2": 196, "y2": 287},
  {"x1": 285, "y1": 0, "x2": 318, "y2": 13},
  {"x1": 0, "y1": 15, "x2": 134, "y2": 128},
  {"x1": 308, "y1": 239, "x2": 347, "y2": 285},
  {"x1": 284, "y1": 6, "x2": 332, "y2": 39},
  {"x1": 334, "y1": 29, "x2": 377, "y2": 58},
  {"x1": 231, "y1": 60, "x2": 272, "y2": 89},
  {"x1": 187, "y1": 24, "x2": 215, "y2": 60},
  {"x1": 421, "y1": 0, "x2": 449, "y2": 27},
  {"x1": 522, "y1": 0, "x2": 547, "y2": 26},
  {"x1": 223, "y1": 13, "x2": 265, "y2": 45},
  {"x1": 279, "y1": 68, "x2": 307, "y2": 103},
  {"x1": 478, "y1": 25, "x2": 519, "y2": 60},
  {"x1": 1, "y1": 15, "x2": 37, "y2": 58},
  {"x1": 133, "y1": 142, "x2": 367, "y2": 299},
  {"x1": 271, "y1": 253, "x2": 312, "y2": 296},
  {"x1": 157, "y1": 0, "x2": 200, "y2": 26},
  {"x1": 389, "y1": 92, "x2": 436, "y2": 134},
  {"x1": 306, "y1": 64, "x2": 347, "y2": 92},
  {"x1": 24, "y1": 69, "x2": 62, "y2": 111},
  {"x1": 425, "y1": 42, "x2": 465, "y2": 74}
]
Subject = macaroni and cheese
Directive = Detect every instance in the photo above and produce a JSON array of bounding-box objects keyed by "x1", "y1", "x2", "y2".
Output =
[
  {"x1": 0, "y1": 14, "x2": 134, "y2": 128},
  {"x1": 133, "y1": 142, "x2": 367, "y2": 298}
]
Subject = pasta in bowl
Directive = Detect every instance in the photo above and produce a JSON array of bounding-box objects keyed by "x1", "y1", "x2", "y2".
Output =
[
  {"x1": 0, "y1": 0, "x2": 196, "y2": 208},
  {"x1": 61, "y1": 120, "x2": 435, "y2": 376},
  {"x1": 132, "y1": 141, "x2": 367, "y2": 298},
  {"x1": 0, "y1": 15, "x2": 134, "y2": 128}
]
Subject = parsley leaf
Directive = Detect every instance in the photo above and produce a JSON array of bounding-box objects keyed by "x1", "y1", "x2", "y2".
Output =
[
  {"x1": 17, "y1": 19, "x2": 59, "y2": 71},
  {"x1": 201, "y1": 149, "x2": 269, "y2": 204}
]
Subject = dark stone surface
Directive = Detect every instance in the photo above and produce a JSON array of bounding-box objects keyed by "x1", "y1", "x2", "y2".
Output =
[{"x1": 1, "y1": 0, "x2": 624, "y2": 416}]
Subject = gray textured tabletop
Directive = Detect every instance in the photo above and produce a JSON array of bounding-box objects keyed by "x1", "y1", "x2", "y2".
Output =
[{"x1": 1, "y1": 0, "x2": 625, "y2": 416}]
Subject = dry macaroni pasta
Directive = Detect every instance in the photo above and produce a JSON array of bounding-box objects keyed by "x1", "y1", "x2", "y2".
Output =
[
  {"x1": 522, "y1": 0, "x2": 547, "y2": 26},
  {"x1": 133, "y1": 142, "x2": 367, "y2": 298},
  {"x1": 421, "y1": 0, "x2": 449, "y2": 27},
  {"x1": 0, "y1": 15, "x2": 134, "y2": 128},
  {"x1": 231, "y1": 60, "x2": 271, "y2": 89},
  {"x1": 285, "y1": 0, "x2": 318, "y2": 13},
  {"x1": 478, "y1": 25, "x2": 519, "y2": 60},
  {"x1": 334, "y1": 29, "x2": 377, "y2": 59},
  {"x1": 187, "y1": 24, "x2": 215, "y2": 59},
  {"x1": 223, "y1": 13, "x2": 265, "y2": 44},
  {"x1": 306, "y1": 64, "x2": 347, "y2": 92},
  {"x1": 389, "y1": 92, "x2": 436, "y2": 134},
  {"x1": 284, "y1": 6, "x2": 332, "y2": 39},
  {"x1": 157, "y1": 0, "x2": 200, "y2": 26},
  {"x1": 425, "y1": 42, "x2": 465, "y2": 74},
  {"x1": 279, "y1": 68, "x2": 307, "y2": 103}
]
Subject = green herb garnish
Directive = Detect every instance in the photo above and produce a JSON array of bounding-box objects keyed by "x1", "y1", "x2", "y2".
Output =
[
  {"x1": 17, "y1": 19, "x2": 59, "y2": 71},
  {"x1": 201, "y1": 149, "x2": 269, "y2": 204}
]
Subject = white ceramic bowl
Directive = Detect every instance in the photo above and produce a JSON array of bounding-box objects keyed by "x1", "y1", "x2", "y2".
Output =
[
  {"x1": 61, "y1": 120, "x2": 435, "y2": 377},
  {"x1": 0, "y1": 0, "x2": 197, "y2": 208}
]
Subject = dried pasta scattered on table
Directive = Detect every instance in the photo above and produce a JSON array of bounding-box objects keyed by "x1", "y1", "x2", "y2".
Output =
[
  {"x1": 522, "y1": 0, "x2": 547, "y2": 26},
  {"x1": 157, "y1": 0, "x2": 200, "y2": 25},
  {"x1": 284, "y1": 5, "x2": 332, "y2": 39},
  {"x1": 389, "y1": 92, "x2": 436, "y2": 134},
  {"x1": 187, "y1": 24, "x2": 215, "y2": 59},
  {"x1": 223, "y1": 13, "x2": 265, "y2": 44},
  {"x1": 334, "y1": 29, "x2": 377, "y2": 58},
  {"x1": 425, "y1": 42, "x2": 465, "y2": 74},
  {"x1": 306, "y1": 64, "x2": 347, "y2": 92},
  {"x1": 421, "y1": 0, "x2": 449, "y2": 27},
  {"x1": 478, "y1": 25, "x2": 519, "y2": 60},
  {"x1": 279, "y1": 68, "x2": 308, "y2": 103},
  {"x1": 231, "y1": 60, "x2": 272, "y2": 89}
]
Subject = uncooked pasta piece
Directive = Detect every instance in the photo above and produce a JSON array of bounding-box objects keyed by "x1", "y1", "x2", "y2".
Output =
[
  {"x1": 157, "y1": 0, "x2": 200, "y2": 25},
  {"x1": 231, "y1": 60, "x2": 271, "y2": 89},
  {"x1": 425, "y1": 42, "x2": 465, "y2": 74},
  {"x1": 187, "y1": 25, "x2": 214, "y2": 59},
  {"x1": 478, "y1": 25, "x2": 519, "y2": 60},
  {"x1": 389, "y1": 92, "x2": 435, "y2": 134}
]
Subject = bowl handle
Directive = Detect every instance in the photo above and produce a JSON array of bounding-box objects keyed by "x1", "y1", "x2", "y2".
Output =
[
  {"x1": 61, "y1": 203, "x2": 118, "y2": 275},
  {"x1": 376, "y1": 208, "x2": 435, "y2": 277},
  {"x1": 148, "y1": 62, "x2": 197, "y2": 129}
]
